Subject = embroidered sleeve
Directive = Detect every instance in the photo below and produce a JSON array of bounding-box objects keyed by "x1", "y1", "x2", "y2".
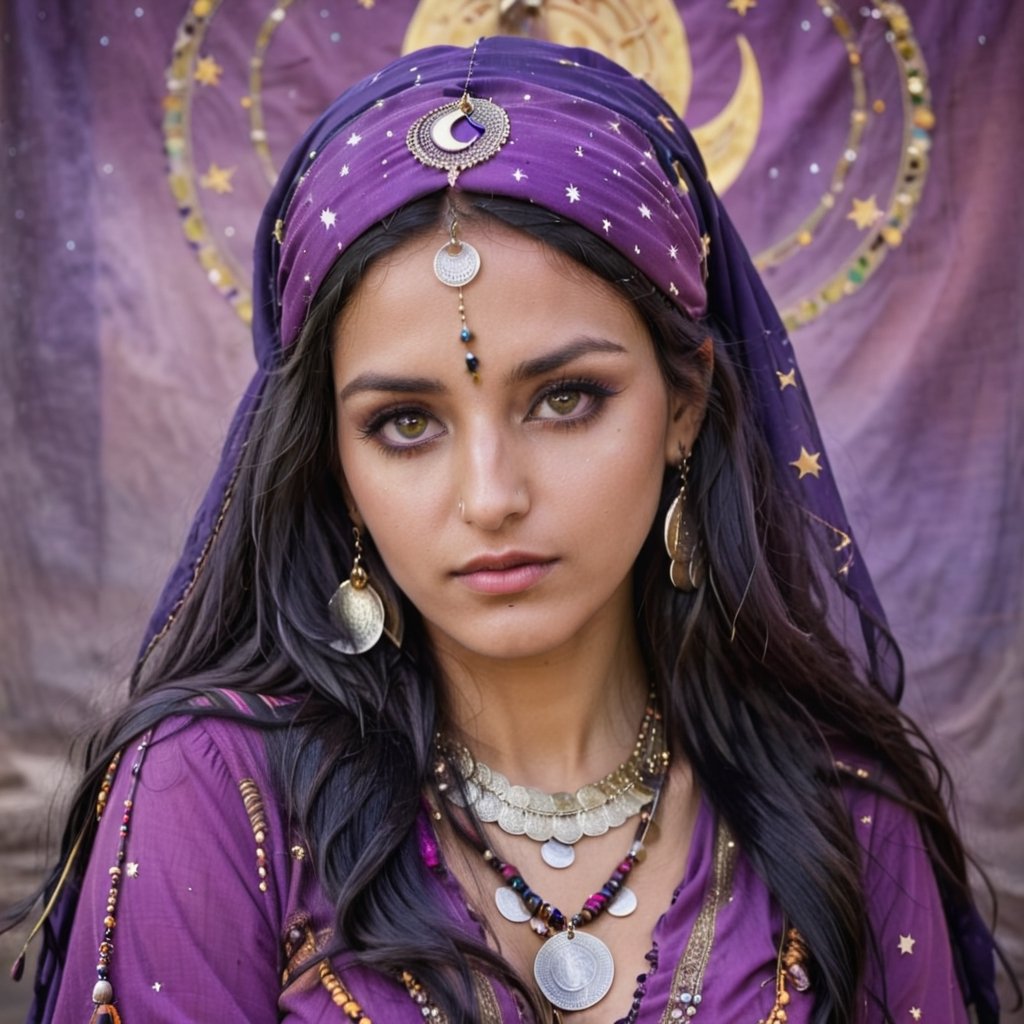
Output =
[{"x1": 50, "y1": 718, "x2": 283, "y2": 1023}]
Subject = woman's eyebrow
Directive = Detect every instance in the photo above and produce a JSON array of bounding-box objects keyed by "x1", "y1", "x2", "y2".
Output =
[
  {"x1": 507, "y1": 337, "x2": 627, "y2": 385},
  {"x1": 337, "y1": 373, "x2": 446, "y2": 402}
]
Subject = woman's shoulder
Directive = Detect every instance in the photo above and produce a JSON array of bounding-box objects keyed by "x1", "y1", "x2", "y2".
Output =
[{"x1": 139, "y1": 688, "x2": 301, "y2": 775}]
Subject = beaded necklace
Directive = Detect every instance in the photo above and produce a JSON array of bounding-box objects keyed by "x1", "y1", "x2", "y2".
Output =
[{"x1": 436, "y1": 745, "x2": 669, "y2": 1013}]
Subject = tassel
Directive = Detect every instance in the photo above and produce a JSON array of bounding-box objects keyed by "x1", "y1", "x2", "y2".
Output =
[
  {"x1": 89, "y1": 1005, "x2": 122, "y2": 1024},
  {"x1": 10, "y1": 828, "x2": 88, "y2": 982}
]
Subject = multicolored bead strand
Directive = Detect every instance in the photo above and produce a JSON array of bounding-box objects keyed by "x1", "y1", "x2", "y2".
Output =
[
  {"x1": 479, "y1": 767, "x2": 665, "y2": 938},
  {"x1": 88, "y1": 733, "x2": 152, "y2": 1024}
]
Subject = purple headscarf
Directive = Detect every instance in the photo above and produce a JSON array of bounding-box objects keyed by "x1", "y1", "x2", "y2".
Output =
[
  {"x1": 142, "y1": 37, "x2": 891, "y2": 684},
  {"x1": 135, "y1": 38, "x2": 995, "y2": 1015}
]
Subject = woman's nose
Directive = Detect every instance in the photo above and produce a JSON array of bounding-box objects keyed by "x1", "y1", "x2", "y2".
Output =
[{"x1": 456, "y1": 431, "x2": 530, "y2": 531}]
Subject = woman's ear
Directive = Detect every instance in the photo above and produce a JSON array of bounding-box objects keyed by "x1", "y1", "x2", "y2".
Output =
[
  {"x1": 664, "y1": 336, "x2": 714, "y2": 464},
  {"x1": 338, "y1": 473, "x2": 365, "y2": 532}
]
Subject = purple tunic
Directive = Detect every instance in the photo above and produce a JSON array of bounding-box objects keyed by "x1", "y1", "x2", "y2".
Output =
[{"x1": 48, "y1": 715, "x2": 968, "y2": 1023}]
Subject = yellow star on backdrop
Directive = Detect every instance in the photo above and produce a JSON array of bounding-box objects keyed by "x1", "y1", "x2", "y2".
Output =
[
  {"x1": 848, "y1": 195, "x2": 883, "y2": 229},
  {"x1": 898, "y1": 933, "x2": 917, "y2": 955},
  {"x1": 194, "y1": 55, "x2": 223, "y2": 87},
  {"x1": 200, "y1": 163, "x2": 236, "y2": 194},
  {"x1": 776, "y1": 369, "x2": 798, "y2": 390},
  {"x1": 790, "y1": 447, "x2": 822, "y2": 479},
  {"x1": 727, "y1": 0, "x2": 758, "y2": 14}
]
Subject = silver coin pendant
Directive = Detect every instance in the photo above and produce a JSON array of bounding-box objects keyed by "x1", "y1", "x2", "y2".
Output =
[
  {"x1": 540, "y1": 838, "x2": 576, "y2": 869},
  {"x1": 495, "y1": 887, "x2": 532, "y2": 923},
  {"x1": 607, "y1": 885, "x2": 638, "y2": 917},
  {"x1": 533, "y1": 931, "x2": 614, "y2": 1011}
]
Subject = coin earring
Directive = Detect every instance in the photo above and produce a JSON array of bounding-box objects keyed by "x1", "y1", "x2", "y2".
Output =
[
  {"x1": 663, "y1": 451, "x2": 704, "y2": 591},
  {"x1": 329, "y1": 526, "x2": 385, "y2": 653}
]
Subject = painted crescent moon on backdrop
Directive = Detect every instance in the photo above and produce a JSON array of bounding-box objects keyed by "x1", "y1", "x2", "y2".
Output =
[
  {"x1": 691, "y1": 36, "x2": 764, "y2": 195},
  {"x1": 402, "y1": 0, "x2": 763, "y2": 194},
  {"x1": 430, "y1": 106, "x2": 477, "y2": 153}
]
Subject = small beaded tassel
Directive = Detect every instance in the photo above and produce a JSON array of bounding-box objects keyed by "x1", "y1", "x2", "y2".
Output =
[
  {"x1": 86, "y1": 737, "x2": 152, "y2": 1024},
  {"x1": 760, "y1": 927, "x2": 810, "y2": 1024}
]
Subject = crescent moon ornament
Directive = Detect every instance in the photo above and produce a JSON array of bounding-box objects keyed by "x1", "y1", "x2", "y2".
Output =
[
  {"x1": 407, "y1": 96, "x2": 510, "y2": 184},
  {"x1": 429, "y1": 105, "x2": 478, "y2": 153}
]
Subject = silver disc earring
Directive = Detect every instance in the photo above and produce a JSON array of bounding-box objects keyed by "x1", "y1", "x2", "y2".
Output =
[{"x1": 329, "y1": 526, "x2": 385, "y2": 654}]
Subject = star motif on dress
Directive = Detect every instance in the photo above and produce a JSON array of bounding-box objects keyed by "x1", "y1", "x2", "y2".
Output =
[
  {"x1": 152, "y1": 982, "x2": 162, "y2": 993},
  {"x1": 776, "y1": 369, "x2": 798, "y2": 390},
  {"x1": 565, "y1": 184, "x2": 580, "y2": 203},
  {"x1": 658, "y1": 114, "x2": 676, "y2": 133},
  {"x1": 512, "y1": 168, "x2": 526, "y2": 182},
  {"x1": 602, "y1": 218, "x2": 611, "y2": 233},
  {"x1": 634, "y1": 244, "x2": 641, "y2": 255},
  {"x1": 898, "y1": 934, "x2": 916, "y2": 956},
  {"x1": 669, "y1": 282, "x2": 679, "y2": 296},
  {"x1": 790, "y1": 447, "x2": 823, "y2": 479},
  {"x1": 199, "y1": 163, "x2": 235, "y2": 194},
  {"x1": 860, "y1": 815, "x2": 872, "y2": 825},
  {"x1": 575, "y1": 146, "x2": 584, "y2": 157},
  {"x1": 643, "y1": 149, "x2": 654, "y2": 160},
  {"x1": 193, "y1": 55, "x2": 223, "y2": 87},
  {"x1": 638, "y1": 203, "x2": 652, "y2": 220},
  {"x1": 848, "y1": 195, "x2": 883, "y2": 229},
  {"x1": 608, "y1": 120, "x2": 622, "y2": 134},
  {"x1": 339, "y1": 164, "x2": 350, "y2": 177},
  {"x1": 320, "y1": 209, "x2": 337, "y2": 230},
  {"x1": 346, "y1": 132, "x2": 362, "y2": 147},
  {"x1": 727, "y1": 0, "x2": 758, "y2": 14},
  {"x1": 909, "y1": 1009, "x2": 922, "y2": 1021},
  {"x1": 126, "y1": 862, "x2": 140, "y2": 878},
  {"x1": 668, "y1": 244, "x2": 679, "y2": 260}
]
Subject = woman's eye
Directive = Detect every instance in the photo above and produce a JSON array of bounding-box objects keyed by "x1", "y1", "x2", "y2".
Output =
[
  {"x1": 365, "y1": 409, "x2": 444, "y2": 449},
  {"x1": 542, "y1": 390, "x2": 582, "y2": 417},
  {"x1": 391, "y1": 413, "x2": 430, "y2": 439},
  {"x1": 530, "y1": 380, "x2": 614, "y2": 423}
]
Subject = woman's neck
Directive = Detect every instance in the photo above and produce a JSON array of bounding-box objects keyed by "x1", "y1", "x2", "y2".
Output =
[{"x1": 432, "y1": 619, "x2": 651, "y2": 793}]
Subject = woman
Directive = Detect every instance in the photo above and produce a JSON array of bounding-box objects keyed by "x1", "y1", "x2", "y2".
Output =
[{"x1": 6, "y1": 37, "x2": 1001, "y2": 1024}]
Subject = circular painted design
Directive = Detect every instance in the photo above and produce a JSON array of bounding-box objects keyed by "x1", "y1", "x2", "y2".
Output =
[{"x1": 163, "y1": 0, "x2": 932, "y2": 333}]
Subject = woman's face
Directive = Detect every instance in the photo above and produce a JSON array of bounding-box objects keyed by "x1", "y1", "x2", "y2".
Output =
[{"x1": 333, "y1": 219, "x2": 701, "y2": 664}]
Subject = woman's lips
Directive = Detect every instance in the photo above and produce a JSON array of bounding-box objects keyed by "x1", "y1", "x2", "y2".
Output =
[{"x1": 452, "y1": 554, "x2": 557, "y2": 595}]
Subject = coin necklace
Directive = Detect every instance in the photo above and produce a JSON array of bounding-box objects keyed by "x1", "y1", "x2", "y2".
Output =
[
  {"x1": 438, "y1": 753, "x2": 668, "y2": 1012},
  {"x1": 438, "y1": 695, "x2": 665, "y2": 869}
]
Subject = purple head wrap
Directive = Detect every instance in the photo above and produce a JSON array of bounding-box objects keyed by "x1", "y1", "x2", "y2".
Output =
[
  {"x1": 133, "y1": 36, "x2": 995, "y2": 1017},
  {"x1": 276, "y1": 75, "x2": 708, "y2": 347},
  {"x1": 143, "y1": 37, "x2": 895, "y2": 685}
]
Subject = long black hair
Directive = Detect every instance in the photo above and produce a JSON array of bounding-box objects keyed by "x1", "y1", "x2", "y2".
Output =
[{"x1": 6, "y1": 191, "x2": 981, "y2": 1023}]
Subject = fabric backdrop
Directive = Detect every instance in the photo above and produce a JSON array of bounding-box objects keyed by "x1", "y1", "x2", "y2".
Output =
[{"x1": 0, "y1": 0, "x2": 1019, "y2": 1013}]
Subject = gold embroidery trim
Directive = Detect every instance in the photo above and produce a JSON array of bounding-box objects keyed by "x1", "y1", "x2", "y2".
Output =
[
  {"x1": 320, "y1": 960, "x2": 372, "y2": 1022},
  {"x1": 658, "y1": 820, "x2": 738, "y2": 1023},
  {"x1": 473, "y1": 971, "x2": 503, "y2": 1024}
]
